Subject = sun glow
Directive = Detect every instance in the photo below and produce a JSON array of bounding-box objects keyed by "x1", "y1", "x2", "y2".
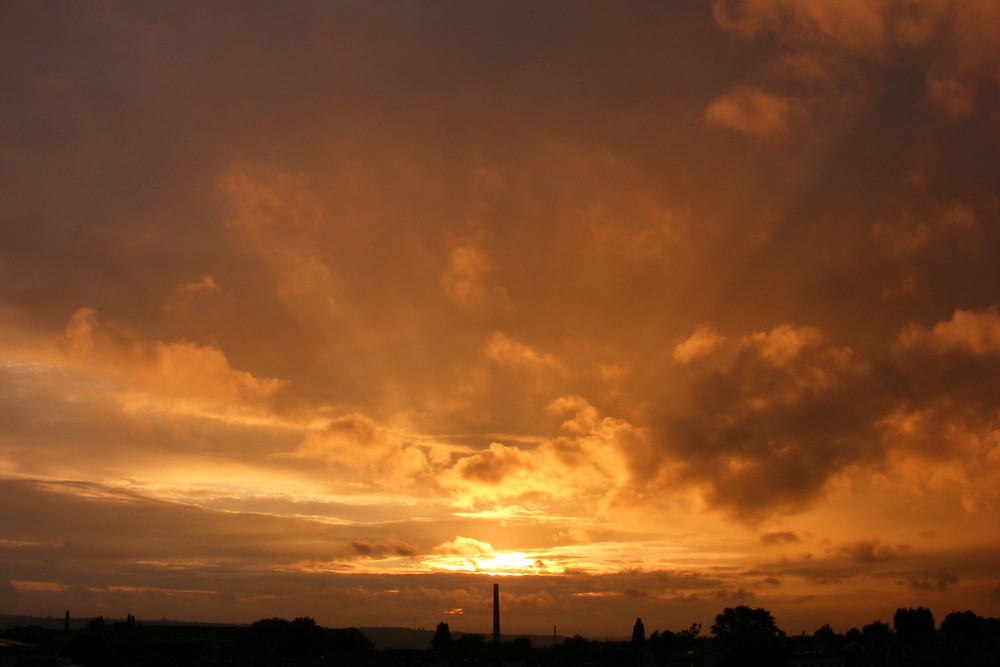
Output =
[
  {"x1": 476, "y1": 551, "x2": 535, "y2": 575},
  {"x1": 424, "y1": 550, "x2": 555, "y2": 576}
]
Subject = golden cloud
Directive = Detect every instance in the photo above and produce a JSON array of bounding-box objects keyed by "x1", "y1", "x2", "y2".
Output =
[
  {"x1": 878, "y1": 404, "x2": 1000, "y2": 512},
  {"x1": 58, "y1": 307, "x2": 289, "y2": 420},
  {"x1": 674, "y1": 323, "x2": 726, "y2": 364},
  {"x1": 433, "y1": 536, "x2": 494, "y2": 556},
  {"x1": 437, "y1": 397, "x2": 652, "y2": 514},
  {"x1": 291, "y1": 414, "x2": 433, "y2": 489},
  {"x1": 485, "y1": 332, "x2": 563, "y2": 370}
]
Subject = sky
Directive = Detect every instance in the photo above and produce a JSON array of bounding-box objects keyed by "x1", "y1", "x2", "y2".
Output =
[{"x1": 1, "y1": 0, "x2": 1000, "y2": 639}]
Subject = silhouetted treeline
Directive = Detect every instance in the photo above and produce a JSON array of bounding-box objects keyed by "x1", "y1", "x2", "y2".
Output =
[
  {"x1": 1, "y1": 606, "x2": 998, "y2": 666},
  {"x1": 241, "y1": 616, "x2": 373, "y2": 664}
]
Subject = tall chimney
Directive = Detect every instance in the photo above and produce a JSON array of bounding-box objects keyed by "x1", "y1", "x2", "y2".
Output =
[{"x1": 492, "y1": 583, "x2": 500, "y2": 644}]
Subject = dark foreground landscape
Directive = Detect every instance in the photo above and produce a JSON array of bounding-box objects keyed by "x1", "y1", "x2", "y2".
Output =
[{"x1": 2, "y1": 605, "x2": 998, "y2": 667}]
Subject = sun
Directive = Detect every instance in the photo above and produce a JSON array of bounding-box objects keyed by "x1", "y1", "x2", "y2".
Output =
[
  {"x1": 422, "y1": 550, "x2": 550, "y2": 576},
  {"x1": 475, "y1": 551, "x2": 536, "y2": 576}
]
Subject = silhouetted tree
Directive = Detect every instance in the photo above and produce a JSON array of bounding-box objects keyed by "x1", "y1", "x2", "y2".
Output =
[
  {"x1": 940, "y1": 609, "x2": 1000, "y2": 664},
  {"x1": 679, "y1": 622, "x2": 702, "y2": 640},
  {"x1": 844, "y1": 627, "x2": 862, "y2": 645},
  {"x1": 712, "y1": 605, "x2": 783, "y2": 665},
  {"x1": 243, "y1": 617, "x2": 287, "y2": 664},
  {"x1": 941, "y1": 610, "x2": 982, "y2": 645},
  {"x1": 632, "y1": 617, "x2": 645, "y2": 647},
  {"x1": 712, "y1": 605, "x2": 783, "y2": 645},
  {"x1": 648, "y1": 623, "x2": 701, "y2": 657},
  {"x1": 861, "y1": 620, "x2": 893, "y2": 646},
  {"x1": 289, "y1": 617, "x2": 326, "y2": 657},
  {"x1": 648, "y1": 629, "x2": 674, "y2": 652},
  {"x1": 431, "y1": 621, "x2": 452, "y2": 650},
  {"x1": 561, "y1": 634, "x2": 596, "y2": 664},
  {"x1": 893, "y1": 607, "x2": 934, "y2": 644},
  {"x1": 812, "y1": 623, "x2": 839, "y2": 647},
  {"x1": 243, "y1": 616, "x2": 327, "y2": 663}
]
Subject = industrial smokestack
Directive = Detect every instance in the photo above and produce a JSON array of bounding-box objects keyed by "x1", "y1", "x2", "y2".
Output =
[{"x1": 493, "y1": 583, "x2": 500, "y2": 644}]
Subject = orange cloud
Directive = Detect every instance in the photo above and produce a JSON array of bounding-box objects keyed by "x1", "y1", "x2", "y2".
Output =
[
  {"x1": 655, "y1": 322, "x2": 873, "y2": 520},
  {"x1": 291, "y1": 414, "x2": 434, "y2": 489},
  {"x1": 433, "y1": 536, "x2": 494, "y2": 556},
  {"x1": 441, "y1": 245, "x2": 509, "y2": 306},
  {"x1": 178, "y1": 274, "x2": 221, "y2": 298},
  {"x1": 878, "y1": 405, "x2": 1000, "y2": 512},
  {"x1": 673, "y1": 323, "x2": 726, "y2": 364},
  {"x1": 59, "y1": 307, "x2": 289, "y2": 420},
  {"x1": 926, "y1": 75, "x2": 978, "y2": 120},
  {"x1": 485, "y1": 332, "x2": 562, "y2": 370},
  {"x1": 703, "y1": 86, "x2": 796, "y2": 139},
  {"x1": 220, "y1": 163, "x2": 338, "y2": 318},
  {"x1": 734, "y1": 324, "x2": 865, "y2": 411},
  {"x1": 713, "y1": 0, "x2": 889, "y2": 53},
  {"x1": 450, "y1": 442, "x2": 535, "y2": 486},
  {"x1": 897, "y1": 306, "x2": 1000, "y2": 356},
  {"x1": 439, "y1": 397, "x2": 651, "y2": 515},
  {"x1": 873, "y1": 307, "x2": 1000, "y2": 511},
  {"x1": 584, "y1": 200, "x2": 685, "y2": 262},
  {"x1": 715, "y1": 0, "x2": 1000, "y2": 121},
  {"x1": 873, "y1": 204, "x2": 982, "y2": 259}
]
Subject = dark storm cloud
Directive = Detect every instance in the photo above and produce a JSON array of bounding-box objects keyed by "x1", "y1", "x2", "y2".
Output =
[
  {"x1": 648, "y1": 324, "x2": 880, "y2": 520},
  {"x1": 349, "y1": 541, "x2": 419, "y2": 559},
  {"x1": 745, "y1": 540, "x2": 998, "y2": 605},
  {"x1": 906, "y1": 570, "x2": 959, "y2": 592},
  {"x1": 836, "y1": 540, "x2": 908, "y2": 564},
  {"x1": 606, "y1": 302, "x2": 1000, "y2": 522}
]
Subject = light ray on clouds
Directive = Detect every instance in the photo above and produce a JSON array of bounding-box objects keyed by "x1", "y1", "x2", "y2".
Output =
[{"x1": 1, "y1": 0, "x2": 999, "y2": 637}]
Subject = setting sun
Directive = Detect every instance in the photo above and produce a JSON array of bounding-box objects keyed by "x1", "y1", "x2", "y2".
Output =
[
  {"x1": 469, "y1": 552, "x2": 546, "y2": 577},
  {"x1": 425, "y1": 551, "x2": 541, "y2": 576}
]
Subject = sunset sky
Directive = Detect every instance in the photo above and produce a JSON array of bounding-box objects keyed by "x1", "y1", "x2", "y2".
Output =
[{"x1": 2, "y1": 0, "x2": 1000, "y2": 639}]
